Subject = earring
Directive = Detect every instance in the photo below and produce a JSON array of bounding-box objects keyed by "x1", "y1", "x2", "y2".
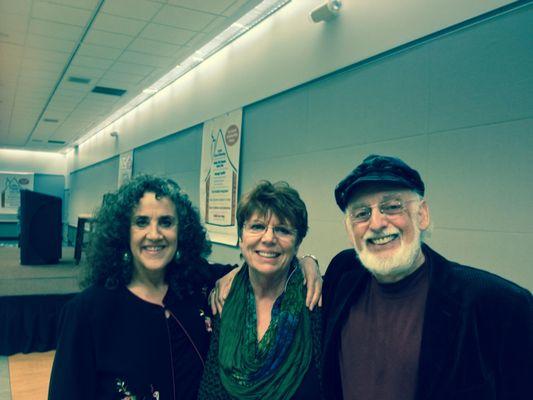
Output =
[
  {"x1": 123, "y1": 251, "x2": 131, "y2": 263},
  {"x1": 174, "y1": 250, "x2": 181, "y2": 262}
]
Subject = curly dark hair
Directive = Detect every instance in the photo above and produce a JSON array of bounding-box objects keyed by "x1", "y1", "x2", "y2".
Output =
[
  {"x1": 83, "y1": 174, "x2": 211, "y2": 294},
  {"x1": 236, "y1": 180, "x2": 308, "y2": 245}
]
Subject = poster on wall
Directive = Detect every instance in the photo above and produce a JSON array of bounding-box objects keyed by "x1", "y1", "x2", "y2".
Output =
[
  {"x1": 0, "y1": 172, "x2": 34, "y2": 214},
  {"x1": 199, "y1": 108, "x2": 242, "y2": 246},
  {"x1": 118, "y1": 150, "x2": 133, "y2": 188}
]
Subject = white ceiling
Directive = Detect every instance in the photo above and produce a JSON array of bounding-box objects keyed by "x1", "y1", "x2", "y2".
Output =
[{"x1": 0, "y1": 0, "x2": 263, "y2": 153}]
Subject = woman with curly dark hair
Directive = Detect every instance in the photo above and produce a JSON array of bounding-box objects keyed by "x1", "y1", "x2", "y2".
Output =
[
  {"x1": 49, "y1": 175, "x2": 232, "y2": 400},
  {"x1": 49, "y1": 175, "x2": 321, "y2": 400}
]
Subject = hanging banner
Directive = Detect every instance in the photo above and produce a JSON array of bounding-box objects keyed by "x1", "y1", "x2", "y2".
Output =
[
  {"x1": 0, "y1": 172, "x2": 34, "y2": 214},
  {"x1": 200, "y1": 109, "x2": 242, "y2": 246},
  {"x1": 118, "y1": 150, "x2": 133, "y2": 188}
]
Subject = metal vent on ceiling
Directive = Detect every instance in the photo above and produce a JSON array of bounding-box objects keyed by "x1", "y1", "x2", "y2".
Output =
[
  {"x1": 47, "y1": 140, "x2": 66, "y2": 144},
  {"x1": 68, "y1": 76, "x2": 91, "y2": 84},
  {"x1": 43, "y1": 118, "x2": 59, "y2": 123},
  {"x1": 92, "y1": 86, "x2": 127, "y2": 96}
]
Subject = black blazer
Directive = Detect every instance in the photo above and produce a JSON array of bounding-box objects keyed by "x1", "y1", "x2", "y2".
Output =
[{"x1": 322, "y1": 244, "x2": 532, "y2": 400}]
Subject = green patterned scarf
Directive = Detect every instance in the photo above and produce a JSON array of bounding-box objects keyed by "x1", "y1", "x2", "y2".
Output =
[{"x1": 218, "y1": 262, "x2": 312, "y2": 399}]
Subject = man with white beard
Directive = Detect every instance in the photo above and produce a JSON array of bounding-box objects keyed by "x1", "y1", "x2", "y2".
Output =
[{"x1": 322, "y1": 155, "x2": 532, "y2": 400}]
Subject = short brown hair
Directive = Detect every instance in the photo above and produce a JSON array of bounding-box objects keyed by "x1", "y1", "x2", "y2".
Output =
[{"x1": 237, "y1": 181, "x2": 308, "y2": 244}]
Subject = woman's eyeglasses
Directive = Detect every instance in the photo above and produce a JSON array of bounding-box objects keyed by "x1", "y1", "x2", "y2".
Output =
[{"x1": 243, "y1": 222, "x2": 296, "y2": 240}]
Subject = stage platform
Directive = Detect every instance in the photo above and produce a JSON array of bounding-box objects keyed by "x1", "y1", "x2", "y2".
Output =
[
  {"x1": 0, "y1": 246, "x2": 82, "y2": 296},
  {"x1": 0, "y1": 246, "x2": 83, "y2": 356}
]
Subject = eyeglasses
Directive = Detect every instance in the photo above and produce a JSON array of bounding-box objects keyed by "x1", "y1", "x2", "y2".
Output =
[
  {"x1": 347, "y1": 198, "x2": 419, "y2": 224},
  {"x1": 243, "y1": 222, "x2": 296, "y2": 240}
]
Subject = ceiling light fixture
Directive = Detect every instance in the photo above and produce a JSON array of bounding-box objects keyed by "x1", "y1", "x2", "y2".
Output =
[
  {"x1": 71, "y1": 0, "x2": 292, "y2": 151},
  {"x1": 68, "y1": 76, "x2": 91, "y2": 84}
]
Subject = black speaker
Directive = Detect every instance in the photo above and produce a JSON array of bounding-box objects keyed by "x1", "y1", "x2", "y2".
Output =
[{"x1": 19, "y1": 189, "x2": 62, "y2": 265}]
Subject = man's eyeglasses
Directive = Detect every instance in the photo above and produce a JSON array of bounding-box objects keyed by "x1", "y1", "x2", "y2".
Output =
[
  {"x1": 347, "y1": 199, "x2": 420, "y2": 224},
  {"x1": 243, "y1": 222, "x2": 296, "y2": 240}
]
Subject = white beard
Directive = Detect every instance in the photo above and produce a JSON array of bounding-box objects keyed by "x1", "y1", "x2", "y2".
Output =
[{"x1": 353, "y1": 225, "x2": 422, "y2": 282}]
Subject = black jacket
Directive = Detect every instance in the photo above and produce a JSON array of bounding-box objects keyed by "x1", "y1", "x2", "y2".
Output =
[
  {"x1": 49, "y1": 261, "x2": 234, "y2": 400},
  {"x1": 322, "y1": 244, "x2": 532, "y2": 400}
]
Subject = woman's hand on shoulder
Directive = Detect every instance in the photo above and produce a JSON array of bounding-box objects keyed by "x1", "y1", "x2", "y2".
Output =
[
  {"x1": 299, "y1": 255, "x2": 323, "y2": 311},
  {"x1": 209, "y1": 266, "x2": 242, "y2": 315}
]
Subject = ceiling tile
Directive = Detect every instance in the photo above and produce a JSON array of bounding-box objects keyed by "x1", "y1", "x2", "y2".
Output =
[
  {"x1": 202, "y1": 16, "x2": 228, "y2": 35},
  {"x1": 92, "y1": 13, "x2": 147, "y2": 36},
  {"x1": 48, "y1": 106, "x2": 79, "y2": 116},
  {"x1": 0, "y1": 0, "x2": 31, "y2": 14},
  {"x1": 2, "y1": 136, "x2": 26, "y2": 146},
  {"x1": 53, "y1": 93, "x2": 86, "y2": 105},
  {"x1": 0, "y1": 42, "x2": 24, "y2": 61},
  {"x1": 102, "y1": 0, "x2": 163, "y2": 21},
  {"x1": 49, "y1": 0, "x2": 100, "y2": 11},
  {"x1": 23, "y1": 48, "x2": 70, "y2": 64},
  {"x1": 15, "y1": 92, "x2": 49, "y2": 102},
  {"x1": 140, "y1": 23, "x2": 196, "y2": 46},
  {"x1": 32, "y1": 2, "x2": 92, "y2": 27},
  {"x1": 108, "y1": 62, "x2": 155, "y2": 75},
  {"x1": 153, "y1": 5, "x2": 215, "y2": 31},
  {"x1": 183, "y1": 31, "x2": 208, "y2": 51},
  {"x1": 28, "y1": 19, "x2": 84, "y2": 41},
  {"x1": 118, "y1": 50, "x2": 173, "y2": 67},
  {"x1": 72, "y1": 54, "x2": 115, "y2": 69},
  {"x1": 11, "y1": 111, "x2": 39, "y2": 124},
  {"x1": 59, "y1": 81, "x2": 94, "y2": 94},
  {"x1": 21, "y1": 57, "x2": 65, "y2": 73},
  {"x1": 25, "y1": 34, "x2": 76, "y2": 53},
  {"x1": 222, "y1": 0, "x2": 256, "y2": 17},
  {"x1": 14, "y1": 96, "x2": 48, "y2": 107},
  {"x1": 167, "y1": 0, "x2": 236, "y2": 15},
  {"x1": 127, "y1": 37, "x2": 182, "y2": 57},
  {"x1": 135, "y1": 66, "x2": 167, "y2": 86},
  {"x1": 15, "y1": 89, "x2": 51, "y2": 100},
  {"x1": 0, "y1": 12, "x2": 29, "y2": 34},
  {"x1": 100, "y1": 70, "x2": 146, "y2": 85},
  {"x1": 19, "y1": 68, "x2": 60, "y2": 81},
  {"x1": 0, "y1": 14, "x2": 28, "y2": 45},
  {"x1": 78, "y1": 42, "x2": 124, "y2": 60},
  {"x1": 17, "y1": 79, "x2": 54, "y2": 91},
  {"x1": 81, "y1": 94, "x2": 119, "y2": 106},
  {"x1": 84, "y1": 29, "x2": 133, "y2": 49},
  {"x1": 66, "y1": 65, "x2": 107, "y2": 81}
]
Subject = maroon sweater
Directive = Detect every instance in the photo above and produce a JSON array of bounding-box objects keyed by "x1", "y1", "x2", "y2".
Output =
[{"x1": 339, "y1": 263, "x2": 429, "y2": 400}]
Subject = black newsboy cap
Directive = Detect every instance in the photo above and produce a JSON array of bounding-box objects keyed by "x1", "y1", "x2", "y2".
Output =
[{"x1": 335, "y1": 154, "x2": 425, "y2": 211}]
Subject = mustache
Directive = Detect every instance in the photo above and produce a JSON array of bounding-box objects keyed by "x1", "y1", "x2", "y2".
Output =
[{"x1": 362, "y1": 227, "x2": 400, "y2": 241}]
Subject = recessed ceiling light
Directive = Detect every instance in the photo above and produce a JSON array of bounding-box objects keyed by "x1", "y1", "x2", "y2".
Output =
[
  {"x1": 92, "y1": 86, "x2": 127, "y2": 96},
  {"x1": 68, "y1": 76, "x2": 91, "y2": 84}
]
